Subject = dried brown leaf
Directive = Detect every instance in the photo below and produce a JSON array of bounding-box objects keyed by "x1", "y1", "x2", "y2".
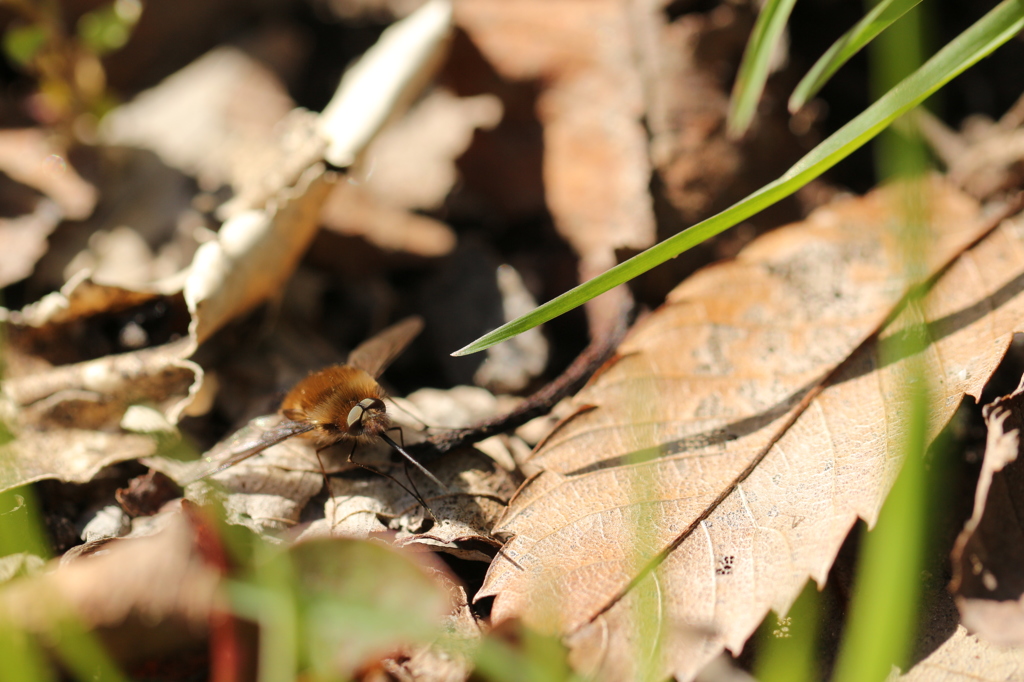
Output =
[
  {"x1": 478, "y1": 179, "x2": 1023, "y2": 680},
  {"x1": 0, "y1": 271, "x2": 162, "y2": 331},
  {"x1": 951, "y1": 375, "x2": 1024, "y2": 645},
  {"x1": 455, "y1": 0, "x2": 655, "y2": 333}
]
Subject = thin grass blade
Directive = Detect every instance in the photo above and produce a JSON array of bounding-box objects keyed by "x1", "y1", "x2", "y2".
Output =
[
  {"x1": 789, "y1": 0, "x2": 924, "y2": 113},
  {"x1": 727, "y1": 0, "x2": 799, "y2": 138}
]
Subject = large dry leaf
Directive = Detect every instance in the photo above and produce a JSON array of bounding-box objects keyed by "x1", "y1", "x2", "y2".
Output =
[
  {"x1": 951, "y1": 375, "x2": 1024, "y2": 645},
  {"x1": 478, "y1": 179, "x2": 1024, "y2": 680}
]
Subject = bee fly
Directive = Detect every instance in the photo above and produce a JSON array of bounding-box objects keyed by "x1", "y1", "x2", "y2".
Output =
[{"x1": 187, "y1": 316, "x2": 445, "y2": 498}]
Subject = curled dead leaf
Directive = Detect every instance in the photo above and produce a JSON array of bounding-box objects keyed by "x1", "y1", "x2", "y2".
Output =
[{"x1": 951, "y1": 375, "x2": 1024, "y2": 646}]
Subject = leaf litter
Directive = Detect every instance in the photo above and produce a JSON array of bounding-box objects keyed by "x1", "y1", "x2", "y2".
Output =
[{"x1": 1, "y1": 0, "x2": 1024, "y2": 680}]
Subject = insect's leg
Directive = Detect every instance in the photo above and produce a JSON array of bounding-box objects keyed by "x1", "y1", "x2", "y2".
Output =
[
  {"x1": 387, "y1": 425, "x2": 406, "y2": 449},
  {"x1": 347, "y1": 440, "x2": 437, "y2": 522},
  {"x1": 386, "y1": 423, "x2": 431, "y2": 511},
  {"x1": 314, "y1": 446, "x2": 333, "y2": 501}
]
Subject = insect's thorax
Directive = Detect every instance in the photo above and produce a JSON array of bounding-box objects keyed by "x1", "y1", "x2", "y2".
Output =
[{"x1": 280, "y1": 365, "x2": 389, "y2": 441}]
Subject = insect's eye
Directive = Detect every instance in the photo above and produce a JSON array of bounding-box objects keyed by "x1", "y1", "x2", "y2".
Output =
[
  {"x1": 347, "y1": 398, "x2": 386, "y2": 428},
  {"x1": 346, "y1": 403, "x2": 364, "y2": 428}
]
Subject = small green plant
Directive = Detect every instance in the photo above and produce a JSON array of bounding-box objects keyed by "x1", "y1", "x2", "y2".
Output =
[{"x1": 1, "y1": 0, "x2": 141, "y2": 130}]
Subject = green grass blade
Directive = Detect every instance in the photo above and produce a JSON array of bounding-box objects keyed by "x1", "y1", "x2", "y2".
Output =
[
  {"x1": 453, "y1": 0, "x2": 1024, "y2": 357},
  {"x1": 727, "y1": 0, "x2": 799, "y2": 138},
  {"x1": 789, "y1": 0, "x2": 924, "y2": 113}
]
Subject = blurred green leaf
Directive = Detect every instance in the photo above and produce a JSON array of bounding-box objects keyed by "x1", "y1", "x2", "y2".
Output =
[
  {"x1": 0, "y1": 620, "x2": 54, "y2": 682},
  {"x1": 0, "y1": 487, "x2": 49, "y2": 559},
  {"x1": 229, "y1": 538, "x2": 447, "y2": 680},
  {"x1": 789, "y1": 0, "x2": 924, "y2": 113},
  {"x1": 3, "y1": 24, "x2": 47, "y2": 67},
  {"x1": 727, "y1": 0, "x2": 798, "y2": 138},
  {"x1": 474, "y1": 626, "x2": 579, "y2": 682},
  {"x1": 453, "y1": 0, "x2": 1024, "y2": 357},
  {"x1": 77, "y1": 3, "x2": 138, "y2": 56},
  {"x1": 755, "y1": 581, "x2": 821, "y2": 682}
]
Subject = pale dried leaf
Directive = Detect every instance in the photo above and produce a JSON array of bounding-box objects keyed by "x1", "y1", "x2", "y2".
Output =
[
  {"x1": 897, "y1": 626, "x2": 1024, "y2": 681},
  {"x1": 472, "y1": 264, "x2": 549, "y2": 393},
  {"x1": 320, "y1": 0, "x2": 453, "y2": 167},
  {"x1": 148, "y1": 415, "x2": 324, "y2": 536},
  {"x1": 99, "y1": 46, "x2": 295, "y2": 192},
  {"x1": 79, "y1": 505, "x2": 132, "y2": 543},
  {"x1": 951, "y1": 376, "x2": 1024, "y2": 646},
  {"x1": 478, "y1": 179, "x2": 1016, "y2": 680},
  {"x1": 320, "y1": 180, "x2": 457, "y2": 257},
  {"x1": 209, "y1": 468, "x2": 324, "y2": 537},
  {"x1": 395, "y1": 385, "x2": 517, "y2": 431},
  {"x1": 0, "y1": 199, "x2": 63, "y2": 288},
  {"x1": 219, "y1": 0, "x2": 454, "y2": 219},
  {"x1": 4, "y1": 338, "x2": 198, "y2": 429},
  {"x1": 0, "y1": 429, "x2": 156, "y2": 494},
  {"x1": 0, "y1": 129, "x2": 97, "y2": 219},
  {"x1": 358, "y1": 88, "x2": 502, "y2": 211}
]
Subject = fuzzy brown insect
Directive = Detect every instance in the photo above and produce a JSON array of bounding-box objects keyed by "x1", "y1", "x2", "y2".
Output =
[{"x1": 187, "y1": 316, "x2": 444, "y2": 490}]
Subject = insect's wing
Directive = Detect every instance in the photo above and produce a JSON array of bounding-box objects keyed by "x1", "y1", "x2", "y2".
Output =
[
  {"x1": 183, "y1": 418, "x2": 316, "y2": 484},
  {"x1": 346, "y1": 315, "x2": 424, "y2": 378}
]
